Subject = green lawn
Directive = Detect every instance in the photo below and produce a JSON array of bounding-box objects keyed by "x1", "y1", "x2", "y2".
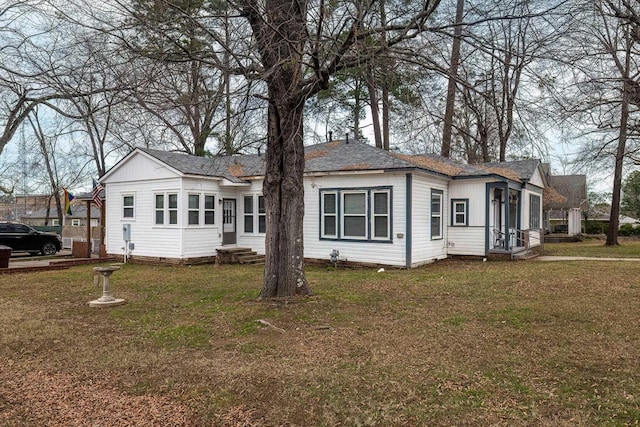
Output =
[
  {"x1": 543, "y1": 236, "x2": 640, "y2": 257},
  {"x1": 2, "y1": 259, "x2": 640, "y2": 425}
]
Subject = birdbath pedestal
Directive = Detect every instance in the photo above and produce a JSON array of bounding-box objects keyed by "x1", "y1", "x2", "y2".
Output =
[{"x1": 89, "y1": 266, "x2": 125, "y2": 307}]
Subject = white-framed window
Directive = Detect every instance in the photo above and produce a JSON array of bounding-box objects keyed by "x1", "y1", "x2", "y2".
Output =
[
  {"x1": 51, "y1": 219, "x2": 59, "y2": 226},
  {"x1": 372, "y1": 190, "x2": 390, "y2": 239},
  {"x1": 243, "y1": 195, "x2": 254, "y2": 233},
  {"x1": 122, "y1": 194, "x2": 135, "y2": 219},
  {"x1": 530, "y1": 194, "x2": 541, "y2": 229},
  {"x1": 342, "y1": 191, "x2": 367, "y2": 239},
  {"x1": 155, "y1": 193, "x2": 178, "y2": 225},
  {"x1": 258, "y1": 195, "x2": 266, "y2": 233},
  {"x1": 243, "y1": 194, "x2": 266, "y2": 234},
  {"x1": 71, "y1": 219, "x2": 81, "y2": 227},
  {"x1": 188, "y1": 194, "x2": 200, "y2": 225},
  {"x1": 321, "y1": 192, "x2": 338, "y2": 238},
  {"x1": 168, "y1": 194, "x2": 178, "y2": 224},
  {"x1": 155, "y1": 194, "x2": 165, "y2": 225},
  {"x1": 431, "y1": 190, "x2": 443, "y2": 239},
  {"x1": 320, "y1": 187, "x2": 392, "y2": 241},
  {"x1": 451, "y1": 199, "x2": 468, "y2": 226},
  {"x1": 204, "y1": 195, "x2": 215, "y2": 225}
]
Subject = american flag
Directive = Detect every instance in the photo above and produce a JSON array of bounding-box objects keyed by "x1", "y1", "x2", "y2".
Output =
[{"x1": 92, "y1": 179, "x2": 104, "y2": 208}]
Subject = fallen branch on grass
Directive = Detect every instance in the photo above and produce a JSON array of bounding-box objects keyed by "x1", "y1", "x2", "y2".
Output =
[{"x1": 256, "y1": 319, "x2": 285, "y2": 333}]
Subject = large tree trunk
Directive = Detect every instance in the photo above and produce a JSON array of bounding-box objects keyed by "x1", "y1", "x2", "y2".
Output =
[
  {"x1": 254, "y1": 0, "x2": 311, "y2": 298},
  {"x1": 259, "y1": 95, "x2": 311, "y2": 298},
  {"x1": 607, "y1": 80, "x2": 631, "y2": 246},
  {"x1": 440, "y1": 0, "x2": 465, "y2": 158}
]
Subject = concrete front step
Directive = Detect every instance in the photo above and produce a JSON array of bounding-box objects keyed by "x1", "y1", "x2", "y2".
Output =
[{"x1": 217, "y1": 247, "x2": 264, "y2": 265}]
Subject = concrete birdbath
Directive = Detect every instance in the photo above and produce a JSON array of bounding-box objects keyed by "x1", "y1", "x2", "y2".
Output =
[{"x1": 89, "y1": 266, "x2": 125, "y2": 307}]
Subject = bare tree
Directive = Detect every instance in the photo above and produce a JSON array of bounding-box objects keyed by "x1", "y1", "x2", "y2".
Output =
[{"x1": 559, "y1": 0, "x2": 640, "y2": 245}]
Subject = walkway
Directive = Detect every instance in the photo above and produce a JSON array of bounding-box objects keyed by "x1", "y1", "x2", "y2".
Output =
[{"x1": 535, "y1": 256, "x2": 640, "y2": 262}]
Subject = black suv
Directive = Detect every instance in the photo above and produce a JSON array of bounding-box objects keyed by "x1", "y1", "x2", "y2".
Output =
[{"x1": 0, "y1": 222, "x2": 62, "y2": 256}]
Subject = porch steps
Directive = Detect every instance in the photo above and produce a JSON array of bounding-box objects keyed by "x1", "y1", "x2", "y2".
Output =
[{"x1": 216, "y1": 247, "x2": 265, "y2": 265}]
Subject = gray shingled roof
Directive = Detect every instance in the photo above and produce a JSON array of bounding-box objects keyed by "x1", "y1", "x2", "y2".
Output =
[
  {"x1": 137, "y1": 141, "x2": 541, "y2": 184},
  {"x1": 546, "y1": 175, "x2": 587, "y2": 209}
]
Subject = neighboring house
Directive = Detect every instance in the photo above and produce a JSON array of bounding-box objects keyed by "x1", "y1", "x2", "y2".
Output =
[
  {"x1": 100, "y1": 140, "x2": 546, "y2": 267},
  {"x1": 0, "y1": 194, "x2": 52, "y2": 221},
  {"x1": 542, "y1": 166, "x2": 587, "y2": 236},
  {"x1": 20, "y1": 204, "x2": 101, "y2": 227}
]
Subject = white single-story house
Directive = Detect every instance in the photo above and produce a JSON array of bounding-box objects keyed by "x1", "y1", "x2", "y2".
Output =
[{"x1": 100, "y1": 140, "x2": 546, "y2": 267}]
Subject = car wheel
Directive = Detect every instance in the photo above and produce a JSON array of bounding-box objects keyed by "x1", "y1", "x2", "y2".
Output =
[{"x1": 41, "y1": 242, "x2": 58, "y2": 256}]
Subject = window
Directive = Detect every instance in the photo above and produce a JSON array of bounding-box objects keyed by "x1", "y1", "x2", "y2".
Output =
[
  {"x1": 320, "y1": 187, "x2": 392, "y2": 241},
  {"x1": 451, "y1": 199, "x2": 468, "y2": 226},
  {"x1": 258, "y1": 196, "x2": 266, "y2": 233},
  {"x1": 155, "y1": 194, "x2": 164, "y2": 225},
  {"x1": 244, "y1": 195, "x2": 266, "y2": 234},
  {"x1": 51, "y1": 219, "x2": 59, "y2": 226},
  {"x1": 155, "y1": 193, "x2": 178, "y2": 225},
  {"x1": 168, "y1": 194, "x2": 178, "y2": 224},
  {"x1": 431, "y1": 190, "x2": 443, "y2": 239},
  {"x1": 530, "y1": 194, "x2": 541, "y2": 229},
  {"x1": 321, "y1": 192, "x2": 337, "y2": 238},
  {"x1": 71, "y1": 219, "x2": 81, "y2": 227},
  {"x1": 243, "y1": 196, "x2": 254, "y2": 233},
  {"x1": 204, "y1": 195, "x2": 215, "y2": 225},
  {"x1": 188, "y1": 194, "x2": 200, "y2": 225},
  {"x1": 122, "y1": 195, "x2": 134, "y2": 218},
  {"x1": 342, "y1": 192, "x2": 367, "y2": 238},
  {"x1": 372, "y1": 191, "x2": 390, "y2": 239}
]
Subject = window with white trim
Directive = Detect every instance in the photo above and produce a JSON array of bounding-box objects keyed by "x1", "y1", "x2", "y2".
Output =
[
  {"x1": 451, "y1": 199, "x2": 468, "y2": 226},
  {"x1": 204, "y1": 195, "x2": 215, "y2": 225},
  {"x1": 155, "y1": 193, "x2": 179, "y2": 225},
  {"x1": 258, "y1": 196, "x2": 266, "y2": 233},
  {"x1": 51, "y1": 219, "x2": 59, "y2": 226},
  {"x1": 122, "y1": 195, "x2": 135, "y2": 219},
  {"x1": 372, "y1": 191, "x2": 390, "y2": 239},
  {"x1": 320, "y1": 188, "x2": 392, "y2": 241},
  {"x1": 168, "y1": 194, "x2": 178, "y2": 224},
  {"x1": 530, "y1": 194, "x2": 541, "y2": 229},
  {"x1": 188, "y1": 194, "x2": 200, "y2": 225},
  {"x1": 342, "y1": 192, "x2": 367, "y2": 238},
  {"x1": 243, "y1": 195, "x2": 254, "y2": 233},
  {"x1": 243, "y1": 195, "x2": 266, "y2": 234},
  {"x1": 431, "y1": 190, "x2": 443, "y2": 239},
  {"x1": 321, "y1": 192, "x2": 338, "y2": 238},
  {"x1": 155, "y1": 194, "x2": 165, "y2": 225},
  {"x1": 71, "y1": 219, "x2": 81, "y2": 227}
]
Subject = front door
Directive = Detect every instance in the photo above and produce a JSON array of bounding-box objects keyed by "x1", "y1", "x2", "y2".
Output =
[{"x1": 222, "y1": 199, "x2": 236, "y2": 245}]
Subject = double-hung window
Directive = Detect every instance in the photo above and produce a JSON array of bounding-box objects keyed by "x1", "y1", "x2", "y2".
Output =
[
  {"x1": 321, "y1": 192, "x2": 338, "y2": 238},
  {"x1": 320, "y1": 188, "x2": 392, "y2": 241},
  {"x1": 188, "y1": 194, "x2": 200, "y2": 225},
  {"x1": 529, "y1": 194, "x2": 541, "y2": 229},
  {"x1": 122, "y1": 194, "x2": 135, "y2": 219},
  {"x1": 451, "y1": 199, "x2": 468, "y2": 226},
  {"x1": 204, "y1": 195, "x2": 215, "y2": 225},
  {"x1": 258, "y1": 196, "x2": 266, "y2": 233},
  {"x1": 342, "y1": 192, "x2": 367, "y2": 238},
  {"x1": 431, "y1": 190, "x2": 443, "y2": 239},
  {"x1": 244, "y1": 195, "x2": 254, "y2": 233},
  {"x1": 243, "y1": 195, "x2": 267, "y2": 234},
  {"x1": 155, "y1": 193, "x2": 178, "y2": 225},
  {"x1": 372, "y1": 191, "x2": 390, "y2": 239}
]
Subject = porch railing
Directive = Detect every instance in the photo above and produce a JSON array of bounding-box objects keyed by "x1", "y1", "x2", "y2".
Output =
[{"x1": 492, "y1": 228, "x2": 543, "y2": 252}]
